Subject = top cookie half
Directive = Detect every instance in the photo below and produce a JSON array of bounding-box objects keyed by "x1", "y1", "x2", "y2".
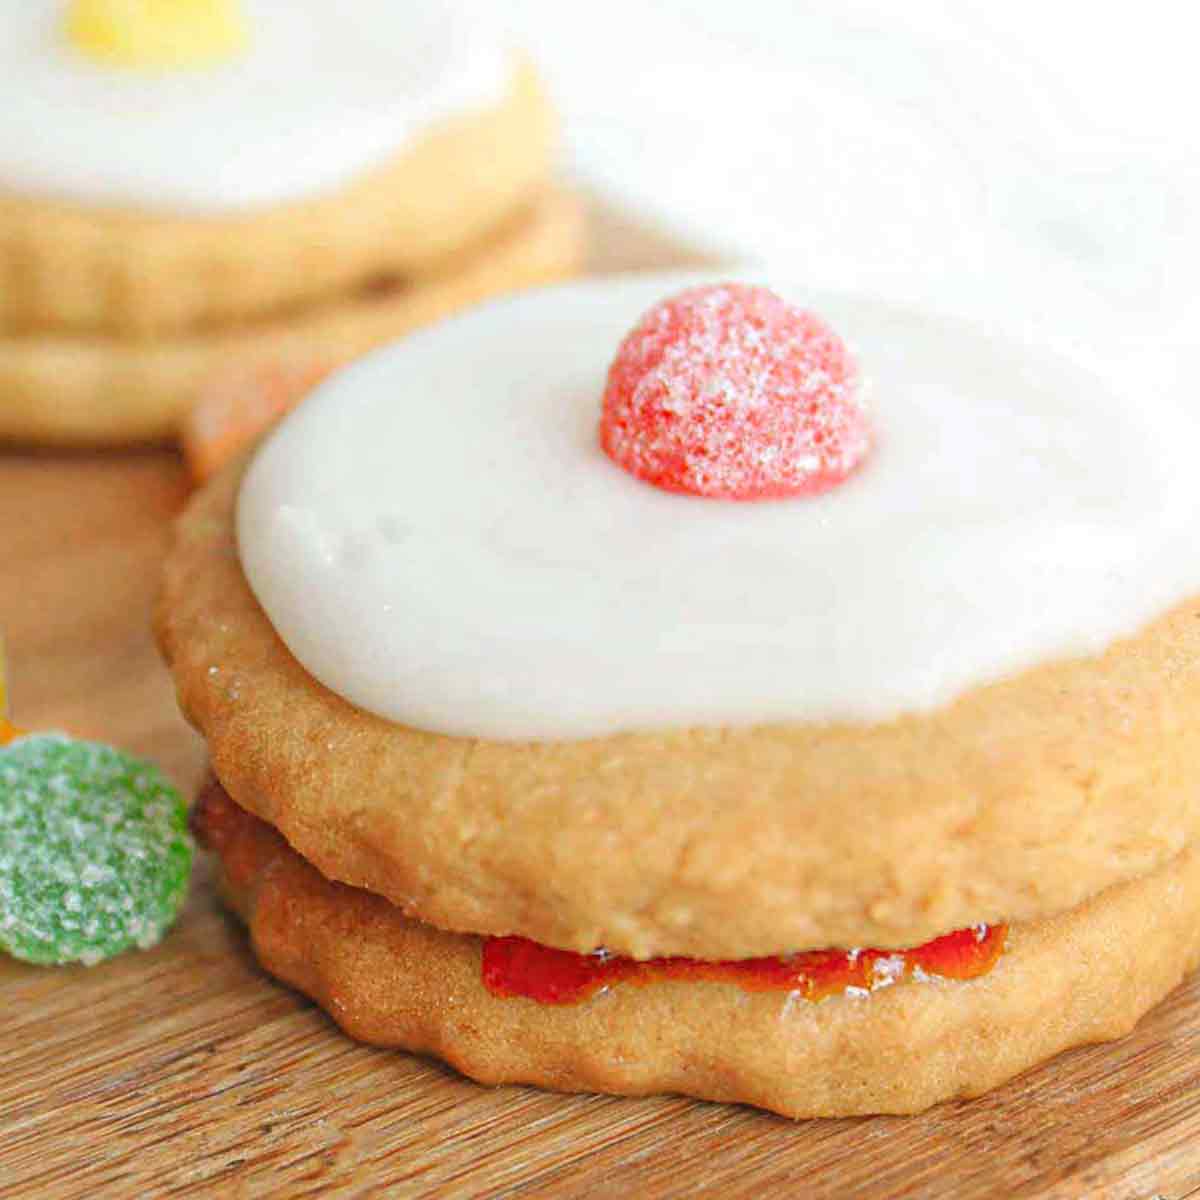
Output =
[{"x1": 157, "y1": 273, "x2": 1200, "y2": 959}]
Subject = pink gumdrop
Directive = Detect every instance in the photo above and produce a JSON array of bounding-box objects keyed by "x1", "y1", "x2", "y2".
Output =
[{"x1": 600, "y1": 283, "x2": 872, "y2": 500}]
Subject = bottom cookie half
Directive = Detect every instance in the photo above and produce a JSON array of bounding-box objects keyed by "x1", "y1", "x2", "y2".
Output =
[{"x1": 195, "y1": 783, "x2": 1200, "y2": 1119}]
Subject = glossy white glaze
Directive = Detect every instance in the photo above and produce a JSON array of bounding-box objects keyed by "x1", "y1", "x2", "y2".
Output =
[
  {"x1": 1, "y1": 1, "x2": 509, "y2": 211},
  {"x1": 237, "y1": 272, "x2": 1200, "y2": 739}
]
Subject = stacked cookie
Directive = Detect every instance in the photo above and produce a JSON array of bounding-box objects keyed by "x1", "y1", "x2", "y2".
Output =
[
  {"x1": 0, "y1": 1, "x2": 582, "y2": 445},
  {"x1": 158, "y1": 275, "x2": 1200, "y2": 1117}
]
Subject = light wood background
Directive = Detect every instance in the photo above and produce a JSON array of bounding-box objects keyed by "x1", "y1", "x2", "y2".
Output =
[{"x1": 1, "y1": 199, "x2": 1198, "y2": 1200}]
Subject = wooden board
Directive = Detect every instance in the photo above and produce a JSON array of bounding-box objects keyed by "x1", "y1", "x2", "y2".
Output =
[{"x1": 2, "y1": 202, "x2": 1199, "y2": 1200}]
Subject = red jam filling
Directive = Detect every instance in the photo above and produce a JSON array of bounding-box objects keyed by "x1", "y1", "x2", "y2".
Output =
[{"x1": 482, "y1": 924, "x2": 1007, "y2": 1006}]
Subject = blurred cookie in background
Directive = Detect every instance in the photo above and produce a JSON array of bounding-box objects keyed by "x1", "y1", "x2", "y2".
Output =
[{"x1": 0, "y1": 1, "x2": 583, "y2": 446}]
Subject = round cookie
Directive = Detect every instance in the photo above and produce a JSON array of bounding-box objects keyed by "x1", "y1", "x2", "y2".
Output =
[
  {"x1": 0, "y1": 187, "x2": 583, "y2": 445},
  {"x1": 157, "y1": 454, "x2": 1200, "y2": 959},
  {"x1": 196, "y1": 782, "x2": 1200, "y2": 1119}
]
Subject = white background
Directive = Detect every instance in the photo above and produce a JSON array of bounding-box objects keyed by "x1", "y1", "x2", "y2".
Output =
[{"x1": 504, "y1": 0, "x2": 1198, "y2": 389}]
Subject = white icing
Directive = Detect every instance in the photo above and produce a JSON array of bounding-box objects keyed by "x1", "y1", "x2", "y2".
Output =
[
  {"x1": 236, "y1": 272, "x2": 1200, "y2": 740},
  {"x1": 0, "y1": 1, "x2": 510, "y2": 212}
]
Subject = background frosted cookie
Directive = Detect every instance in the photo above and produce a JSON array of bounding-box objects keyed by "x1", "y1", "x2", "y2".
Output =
[
  {"x1": 0, "y1": 2, "x2": 580, "y2": 444},
  {"x1": 0, "y1": 189, "x2": 583, "y2": 445},
  {"x1": 157, "y1": 274, "x2": 1200, "y2": 1115}
]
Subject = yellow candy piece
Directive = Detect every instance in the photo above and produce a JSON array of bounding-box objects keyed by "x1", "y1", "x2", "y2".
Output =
[{"x1": 65, "y1": 0, "x2": 249, "y2": 69}]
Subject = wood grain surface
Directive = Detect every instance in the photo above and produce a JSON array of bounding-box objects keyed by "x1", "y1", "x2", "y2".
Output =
[{"x1": 1, "y1": 200, "x2": 1198, "y2": 1200}]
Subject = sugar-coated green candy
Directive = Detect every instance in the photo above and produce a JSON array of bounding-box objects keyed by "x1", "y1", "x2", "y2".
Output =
[{"x1": 0, "y1": 734, "x2": 193, "y2": 966}]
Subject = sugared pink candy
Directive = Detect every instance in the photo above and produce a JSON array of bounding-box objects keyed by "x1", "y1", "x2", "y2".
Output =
[{"x1": 600, "y1": 283, "x2": 872, "y2": 500}]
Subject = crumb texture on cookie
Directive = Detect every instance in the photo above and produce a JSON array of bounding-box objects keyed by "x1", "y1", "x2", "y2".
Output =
[{"x1": 195, "y1": 784, "x2": 1200, "y2": 1119}]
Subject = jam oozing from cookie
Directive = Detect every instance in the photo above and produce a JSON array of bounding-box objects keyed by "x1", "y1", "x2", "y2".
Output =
[
  {"x1": 600, "y1": 283, "x2": 872, "y2": 500},
  {"x1": 482, "y1": 925, "x2": 1007, "y2": 1005}
]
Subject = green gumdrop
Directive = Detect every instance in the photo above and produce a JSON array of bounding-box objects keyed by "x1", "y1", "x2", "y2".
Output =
[{"x1": 0, "y1": 734, "x2": 193, "y2": 966}]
